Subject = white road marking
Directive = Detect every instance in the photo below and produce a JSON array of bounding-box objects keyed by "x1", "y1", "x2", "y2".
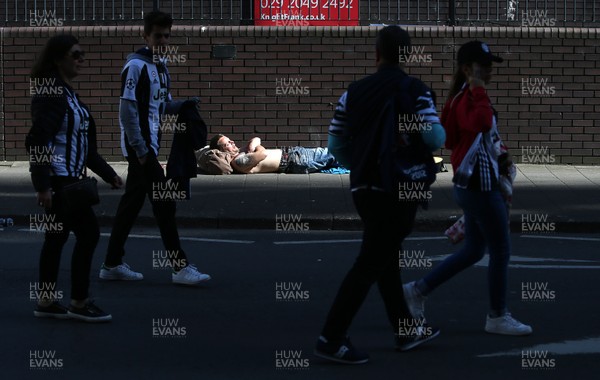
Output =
[
  {"x1": 273, "y1": 236, "x2": 447, "y2": 245},
  {"x1": 17, "y1": 229, "x2": 254, "y2": 244},
  {"x1": 16, "y1": 228, "x2": 600, "y2": 250},
  {"x1": 509, "y1": 264, "x2": 600, "y2": 269},
  {"x1": 118, "y1": 233, "x2": 255, "y2": 244},
  {"x1": 406, "y1": 236, "x2": 449, "y2": 241},
  {"x1": 274, "y1": 239, "x2": 361, "y2": 245},
  {"x1": 428, "y1": 254, "x2": 600, "y2": 269},
  {"x1": 478, "y1": 336, "x2": 600, "y2": 357},
  {"x1": 521, "y1": 235, "x2": 600, "y2": 242}
]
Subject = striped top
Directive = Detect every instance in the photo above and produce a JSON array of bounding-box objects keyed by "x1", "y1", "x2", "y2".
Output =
[
  {"x1": 49, "y1": 86, "x2": 90, "y2": 177},
  {"x1": 119, "y1": 47, "x2": 171, "y2": 157}
]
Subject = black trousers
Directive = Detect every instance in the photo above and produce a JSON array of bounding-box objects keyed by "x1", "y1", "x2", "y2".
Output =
[
  {"x1": 105, "y1": 152, "x2": 187, "y2": 267},
  {"x1": 321, "y1": 189, "x2": 419, "y2": 340},
  {"x1": 39, "y1": 177, "x2": 100, "y2": 301}
]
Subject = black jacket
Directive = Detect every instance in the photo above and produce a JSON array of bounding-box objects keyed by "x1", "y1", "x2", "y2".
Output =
[
  {"x1": 166, "y1": 100, "x2": 207, "y2": 199},
  {"x1": 345, "y1": 64, "x2": 427, "y2": 190}
]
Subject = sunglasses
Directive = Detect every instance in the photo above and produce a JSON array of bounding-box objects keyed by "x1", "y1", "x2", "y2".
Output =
[{"x1": 70, "y1": 50, "x2": 85, "y2": 60}]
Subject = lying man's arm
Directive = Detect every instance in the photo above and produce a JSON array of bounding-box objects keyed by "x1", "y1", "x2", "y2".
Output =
[{"x1": 231, "y1": 145, "x2": 268, "y2": 173}]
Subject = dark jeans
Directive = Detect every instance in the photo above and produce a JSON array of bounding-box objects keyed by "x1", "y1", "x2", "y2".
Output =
[
  {"x1": 421, "y1": 186, "x2": 510, "y2": 315},
  {"x1": 321, "y1": 189, "x2": 418, "y2": 340},
  {"x1": 105, "y1": 153, "x2": 187, "y2": 267},
  {"x1": 39, "y1": 177, "x2": 100, "y2": 301}
]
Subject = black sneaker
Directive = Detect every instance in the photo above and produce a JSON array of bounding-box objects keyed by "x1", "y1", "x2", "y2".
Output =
[
  {"x1": 395, "y1": 325, "x2": 440, "y2": 352},
  {"x1": 34, "y1": 302, "x2": 70, "y2": 319},
  {"x1": 314, "y1": 336, "x2": 369, "y2": 365},
  {"x1": 67, "y1": 301, "x2": 112, "y2": 323}
]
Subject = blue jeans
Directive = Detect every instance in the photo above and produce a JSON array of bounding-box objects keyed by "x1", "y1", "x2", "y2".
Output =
[
  {"x1": 420, "y1": 186, "x2": 510, "y2": 315},
  {"x1": 287, "y1": 147, "x2": 337, "y2": 173}
]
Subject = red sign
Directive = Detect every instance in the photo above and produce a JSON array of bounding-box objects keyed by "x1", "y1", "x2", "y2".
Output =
[{"x1": 254, "y1": 0, "x2": 359, "y2": 26}]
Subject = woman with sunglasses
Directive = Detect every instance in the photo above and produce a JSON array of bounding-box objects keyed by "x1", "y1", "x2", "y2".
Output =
[{"x1": 27, "y1": 34, "x2": 123, "y2": 322}]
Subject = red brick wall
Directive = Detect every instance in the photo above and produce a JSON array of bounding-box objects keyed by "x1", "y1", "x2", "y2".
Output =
[{"x1": 2, "y1": 26, "x2": 600, "y2": 164}]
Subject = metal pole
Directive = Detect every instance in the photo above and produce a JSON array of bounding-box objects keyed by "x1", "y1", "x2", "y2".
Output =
[{"x1": 448, "y1": 0, "x2": 456, "y2": 25}]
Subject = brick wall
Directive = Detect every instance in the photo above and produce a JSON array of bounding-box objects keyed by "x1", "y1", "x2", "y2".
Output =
[{"x1": 2, "y1": 26, "x2": 600, "y2": 164}]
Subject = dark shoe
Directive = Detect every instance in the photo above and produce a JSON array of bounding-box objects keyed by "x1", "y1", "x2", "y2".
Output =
[
  {"x1": 67, "y1": 301, "x2": 112, "y2": 323},
  {"x1": 34, "y1": 302, "x2": 70, "y2": 319},
  {"x1": 314, "y1": 336, "x2": 369, "y2": 364},
  {"x1": 396, "y1": 325, "x2": 440, "y2": 351}
]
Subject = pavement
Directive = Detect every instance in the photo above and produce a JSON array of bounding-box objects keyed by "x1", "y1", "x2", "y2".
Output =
[{"x1": 1, "y1": 161, "x2": 600, "y2": 233}]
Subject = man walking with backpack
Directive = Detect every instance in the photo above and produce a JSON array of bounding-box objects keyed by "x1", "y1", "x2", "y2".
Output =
[{"x1": 314, "y1": 25, "x2": 446, "y2": 364}]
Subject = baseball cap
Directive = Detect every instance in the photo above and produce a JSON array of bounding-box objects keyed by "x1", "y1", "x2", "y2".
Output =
[{"x1": 457, "y1": 41, "x2": 503, "y2": 66}]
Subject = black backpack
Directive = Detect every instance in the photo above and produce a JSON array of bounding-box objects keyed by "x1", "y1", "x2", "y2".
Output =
[{"x1": 377, "y1": 75, "x2": 437, "y2": 195}]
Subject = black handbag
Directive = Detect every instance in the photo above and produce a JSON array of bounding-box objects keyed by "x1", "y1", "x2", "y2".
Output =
[{"x1": 62, "y1": 170, "x2": 99, "y2": 207}]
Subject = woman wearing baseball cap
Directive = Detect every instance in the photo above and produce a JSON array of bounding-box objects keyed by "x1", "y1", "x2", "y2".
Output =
[{"x1": 403, "y1": 41, "x2": 533, "y2": 336}]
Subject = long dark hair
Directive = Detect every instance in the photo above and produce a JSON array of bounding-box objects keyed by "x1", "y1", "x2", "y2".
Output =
[
  {"x1": 446, "y1": 66, "x2": 468, "y2": 104},
  {"x1": 30, "y1": 34, "x2": 79, "y2": 79}
]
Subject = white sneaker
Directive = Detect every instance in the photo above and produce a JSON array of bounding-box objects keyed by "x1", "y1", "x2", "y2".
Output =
[
  {"x1": 172, "y1": 264, "x2": 211, "y2": 285},
  {"x1": 99, "y1": 263, "x2": 144, "y2": 281},
  {"x1": 403, "y1": 281, "x2": 427, "y2": 319},
  {"x1": 485, "y1": 313, "x2": 533, "y2": 336}
]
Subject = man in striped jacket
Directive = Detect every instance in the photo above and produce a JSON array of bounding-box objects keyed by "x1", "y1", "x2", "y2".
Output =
[{"x1": 99, "y1": 11, "x2": 210, "y2": 285}]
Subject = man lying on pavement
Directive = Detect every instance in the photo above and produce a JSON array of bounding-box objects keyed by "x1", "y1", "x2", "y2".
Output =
[{"x1": 197, "y1": 134, "x2": 345, "y2": 174}]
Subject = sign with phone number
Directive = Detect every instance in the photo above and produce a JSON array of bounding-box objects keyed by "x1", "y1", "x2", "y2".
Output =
[{"x1": 254, "y1": 0, "x2": 359, "y2": 26}]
